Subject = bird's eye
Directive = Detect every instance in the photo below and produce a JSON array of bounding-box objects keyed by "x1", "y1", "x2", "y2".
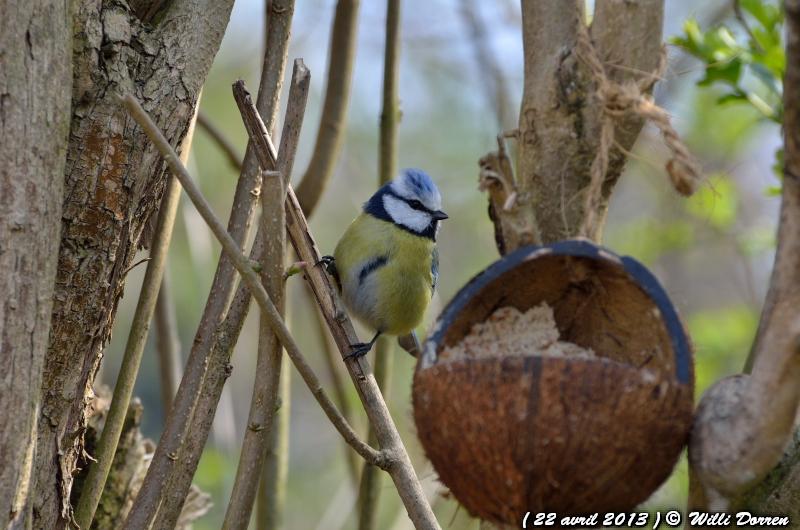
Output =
[{"x1": 409, "y1": 199, "x2": 424, "y2": 210}]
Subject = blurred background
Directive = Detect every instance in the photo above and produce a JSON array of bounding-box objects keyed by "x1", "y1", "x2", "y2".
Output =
[{"x1": 98, "y1": 0, "x2": 784, "y2": 527}]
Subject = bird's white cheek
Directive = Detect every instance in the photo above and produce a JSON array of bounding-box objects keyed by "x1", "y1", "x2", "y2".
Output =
[{"x1": 383, "y1": 195, "x2": 430, "y2": 232}]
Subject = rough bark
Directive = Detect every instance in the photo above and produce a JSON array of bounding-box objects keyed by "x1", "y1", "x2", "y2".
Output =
[
  {"x1": 72, "y1": 389, "x2": 211, "y2": 530},
  {"x1": 33, "y1": 1, "x2": 234, "y2": 527},
  {"x1": 0, "y1": 1, "x2": 72, "y2": 528},
  {"x1": 513, "y1": 0, "x2": 664, "y2": 245}
]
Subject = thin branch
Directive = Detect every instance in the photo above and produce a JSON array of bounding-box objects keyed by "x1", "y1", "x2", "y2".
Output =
[
  {"x1": 128, "y1": 5, "x2": 294, "y2": 523},
  {"x1": 294, "y1": 0, "x2": 360, "y2": 214},
  {"x1": 154, "y1": 275, "x2": 181, "y2": 412},
  {"x1": 357, "y1": 338, "x2": 394, "y2": 530},
  {"x1": 733, "y1": 0, "x2": 765, "y2": 53},
  {"x1": 221, "y1": 167, "x2": 287, "y2": 530},
  {"x1": 73, "y1": 112, "x2": 187, "y2": 528},
  {"x1": 223, "y1": 59, "x2": 308, "y2": 530},
  {"x1": 126, "y1": 146, "x2": 261, "y2": 530},
  {"x1": 197, "y1": 111, "x2": 243, "y2": 170},
  {"x1": 254, "y1": 5, "x2": 298, "y2": 526},
  {"x1": 689, "y1": 0, "x2": 800, "y2": 509},
  {"x1": 311, "y1": 292, "x2": 362, "y2": 485},
  {"x1": 120, "y1": 88, "x2": 384, "y2": 464},
  {"x1": 258, "y1": 0, "x2": 296, "y2": 138},
  {"x1": 458, "y1": 0, "x2": 515, "y2": 130},
  {"x1": 233, "y1": 81, "x2": 440, "y2": 530},
  {"x1": 156, "y1": 124, "x2": 193, "y2": 415},
  {"x1": 378, "y1": 0, "x2": 401, "y2": 184},
  {"x1": 358, "y1": 1, "x2": 401, "y2": 527},
  {"x1": 257, "y1": 366, "x2": 291, "y2": 530}
]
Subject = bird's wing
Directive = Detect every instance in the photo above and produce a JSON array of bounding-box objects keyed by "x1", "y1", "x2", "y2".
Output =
[{"x1": 430, "y1": 246, "x2": 439, "y2": 294}]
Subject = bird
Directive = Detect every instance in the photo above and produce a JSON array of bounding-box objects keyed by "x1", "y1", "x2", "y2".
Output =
[{"x1": 321, "y1": 168, "x2": 448, "y2": 359}]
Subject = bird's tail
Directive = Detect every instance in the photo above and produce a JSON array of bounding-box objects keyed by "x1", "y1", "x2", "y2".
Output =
[{"x1": 397, "y1": 331, "x2": 421, "y2": 358}]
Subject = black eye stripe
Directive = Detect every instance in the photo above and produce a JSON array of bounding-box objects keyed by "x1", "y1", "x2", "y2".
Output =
[{"x1": 387, "y1": 191, "x2": 432, "y2": 213}]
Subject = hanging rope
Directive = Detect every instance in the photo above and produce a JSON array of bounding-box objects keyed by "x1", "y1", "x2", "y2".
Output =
[{"x1": 576, "y1": 20, "x2": 701, "y2": 237}]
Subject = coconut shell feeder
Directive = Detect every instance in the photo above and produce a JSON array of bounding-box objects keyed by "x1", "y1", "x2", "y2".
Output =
[{"x1": 413, "y1": 239, "x2": 694, "y2": 524}]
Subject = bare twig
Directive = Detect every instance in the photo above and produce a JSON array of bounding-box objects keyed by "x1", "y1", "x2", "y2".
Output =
[
  {"x1": 358, "y1": 1, "x2": 401, "y2": 527},
  {"x1": 257, "y1": 366, "x2": 291, "y2": 530},
  {"x1": 128, "y1": 6, "x2": 295, "y2": 524},
  {"x1": 223, "y1": 59, "x2": 308, "y2": 530},
  {"x1": 311, "y1": 293, "x2": 362, "y2": 485},
  {"x1": 255, "y1": 6, "x2": 298, "y2": 527},
  {"x1": 121, "y1": 92, "x2": 383, "y2": 464},
  {"x1": 73, "y1": 108, "x2": 187, "y2": 528},
  {"x1": 294, "y1": 0, "x2": 360, "y2": 214},
  {"x1": 146, "y1": 131, "x2": 293, "y2": 530},
  {"x1": 126, "y1": 141, "x2": 261, "y2": 530},
  {"x1": 458, "y1": 0, "x2": 515, "y2": 129},
  {"x1": 197, "y1": 111, "x2": 243, "y2": 170},
  {"x1": 155, "y1": 121, "x2": 194, "y2": 415},
  {"x1": 689, "y1": 0, "x2": 800, "y2": 509},
  {"x1": 232, "y1": 81, "x2": 440, "y2": 529},
  {"x1": 357, "y1": 337, "x2": 394, "y2": 530},
  {"x1": 154, "y1": 275, "x2": 181, "y2": 411},
  {"x1": 733, "y1": 0, "x2": 765, "y2": 53}
]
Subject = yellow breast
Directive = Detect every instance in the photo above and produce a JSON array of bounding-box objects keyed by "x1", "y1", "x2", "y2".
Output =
[{"x1": 333, "y1": 214, "x2": 435, "y2": 335}]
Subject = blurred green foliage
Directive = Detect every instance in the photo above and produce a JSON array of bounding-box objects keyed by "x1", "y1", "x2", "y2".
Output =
[
  {"x1": 685, "y1": 174, "x2": 739, "y2": 230},
  {"x1": 672, "y1": 0, "x2": 784, "y2": 179},
  {"x1": 672, "y1": 0, "x2": 784, "y2": 122},
  {"x1": 689, "y1": 305, "x2": 759, "y2": 394}
]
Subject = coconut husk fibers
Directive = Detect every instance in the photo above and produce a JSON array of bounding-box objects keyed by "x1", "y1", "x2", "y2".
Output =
[{"x1": 413, "y1": 253, "x2": 694, "y2": 524}]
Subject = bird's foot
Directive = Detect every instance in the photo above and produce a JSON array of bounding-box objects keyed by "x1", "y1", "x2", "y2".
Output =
[
  {"x1": 316, "y1": 255, "x2": 339, "y2": 280},
  {"x1": 344, "y1": 341, "x2": 373, "y2": 360}
]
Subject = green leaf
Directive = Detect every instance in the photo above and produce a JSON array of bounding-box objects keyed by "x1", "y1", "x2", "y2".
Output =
[
  {"x1": 716, "y1": 91, "x2": 749, "y2": 105},
  {"x1": 740, "y1": 0, "x2": 783, "y2": 32},
  {"x1": 772, "y1": 147, "x2": 785, "y2": 179},
  {"x1": 750, "y1": 62, "x2": 783, "y2": 96},
  {"x1": 699, "y1": 58, "x2": 743, "y2": 87}
]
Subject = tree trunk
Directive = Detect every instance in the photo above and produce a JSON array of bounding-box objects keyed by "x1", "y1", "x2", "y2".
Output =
[
  {"x1": 515, "y1": 0, "x2": 664, "y2": 245},
  {"x1": 26, "y1": 1, "x2": 235, "y2": 527},
  {"x1": 0, "y1": 1, "x2": 72, "y2": 528}
]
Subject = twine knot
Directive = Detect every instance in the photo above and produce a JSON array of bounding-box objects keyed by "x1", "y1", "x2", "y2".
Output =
[{"x1": 576, "y1": 21, "x2": 701, "y2": 237}]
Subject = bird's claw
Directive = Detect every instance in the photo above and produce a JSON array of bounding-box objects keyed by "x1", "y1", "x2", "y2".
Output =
[
  {"x1": 316, "y1": 255, "x2": 334, "y2": 267},
  {"x1": 344, "y1": 342, "x2": 372, "y2": 360},
  {"x1": 316, "y1": 255, "x2": 336, "y2": 274},
  {"x1": 317, "y1": 255, "x2": 341, "y2": 288}
]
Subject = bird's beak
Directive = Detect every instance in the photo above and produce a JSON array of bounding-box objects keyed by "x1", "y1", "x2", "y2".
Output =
[{"x1": 432, "y1": 210, "x2": 449, "y2": 221}]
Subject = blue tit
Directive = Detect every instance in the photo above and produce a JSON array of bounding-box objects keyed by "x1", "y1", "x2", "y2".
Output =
[{"x1": 323, "y1": 168, "x2": 448, "y2": 359}]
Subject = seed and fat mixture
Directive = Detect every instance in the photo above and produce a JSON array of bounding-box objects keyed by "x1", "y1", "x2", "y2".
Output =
[{"x1": 438, "y1": 303, "x2": 596, "y2": 363}]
